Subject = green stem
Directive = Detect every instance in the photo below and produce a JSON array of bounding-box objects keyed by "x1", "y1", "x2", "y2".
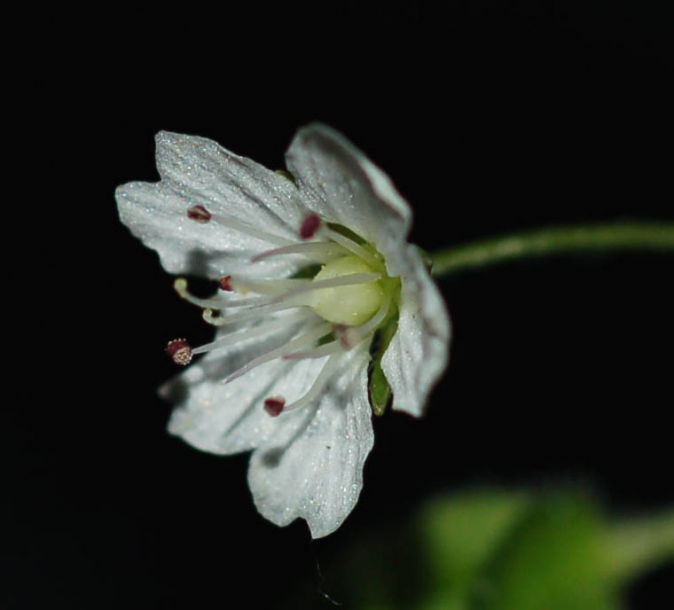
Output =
[
  {"x1": 430, "y1": 222, "x2": 674, "y2": 277},
  {"x1": 607, "y1": 507, "x2": 674, "y2": 583}
]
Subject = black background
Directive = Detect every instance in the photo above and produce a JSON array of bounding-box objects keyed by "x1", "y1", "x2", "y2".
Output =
[{"x1": 4, "y1": 2, "x2": 673, "y2": 608}]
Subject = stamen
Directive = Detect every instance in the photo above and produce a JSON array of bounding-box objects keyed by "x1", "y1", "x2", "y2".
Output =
[
  {"x1": 224, "y1": 322, "x2": 332, "y2": 383},
  {"x1": 219, "y1": 275, "x2": 234, "y2": 292},
  {"x1": 282, "y1": 339, "x2": 344, "y2": 361},
  {"x1": 300, "y1": 213, "x2": 322, "y2": 239},
  {"x1": 281, "y1": 353, "x2": 343, "y2": 413},
  {"x1": 187, "y1": 205, "x2": 212, "y2": 223},
  {"x1": 226, "y1": 276, "x2": 310, "y2": 297},
  {"x1": 202, "y1": 301, "x2": 308, "y2": 327},
  {"x1": 251, "y1": 241, "x2": 347, "y2": 264},
  {"x1": 200, "y1": 272, "x2": 381, "y2": 311},
  {"x1": 187, "y1": 204, "x2": 292, "y2": 247},
  {"x1": 192, "y1": 311, "x2": 308, "y2": 355},
  {"x1": 209, "y1": 211, "x2": 293, "y2": 247},
  {"x1": 166, "y1": 338, "x2": 193, "y2": 365},
  {"x1": 265, "y1": 272, "x2": 381, "y2": 306},
  {"x1": 176, "y1": 276, "x2": 310, "y2": 312},
  {"x1": 264, "y1": 396, "x2": 286, "y2": 417}
]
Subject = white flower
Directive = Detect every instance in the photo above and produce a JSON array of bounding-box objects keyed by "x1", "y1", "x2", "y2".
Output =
[{"x1": 116, "y1": 124, "x2": 450, "y2": 538}]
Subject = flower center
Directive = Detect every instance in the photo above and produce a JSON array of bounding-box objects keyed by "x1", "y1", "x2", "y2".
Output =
[
  {"x1": 306, "y1": 255, "x2": 385, "y2": 326},
  {"x1": 168, "y1": 207, "x2": 402, "y2": 418}
]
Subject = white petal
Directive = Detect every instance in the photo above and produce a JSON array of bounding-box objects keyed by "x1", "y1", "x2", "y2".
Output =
[
  {"x1": 117, "y1": 182, "x2": 282, "y2": 279},
  {"x1": 116, "y1": 132, "x2": 307, "y2": 279},
  {"x1": 285, "y1": 123, "x2": 412, "y2": 245},
  {"x1": 155, "y1": 131, "x2": 307, "y2": 236},
  {"x1": 382, "y1": 244, "x2": 451, "y2": 417},
  {"x1": 248, "y1": 345, "x2": 373, "y2": 538}
]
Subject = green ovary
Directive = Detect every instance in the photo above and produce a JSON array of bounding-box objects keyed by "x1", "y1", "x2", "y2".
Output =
[{"x1": 310, "y1": 255, "x2": 385, "y2": 326}]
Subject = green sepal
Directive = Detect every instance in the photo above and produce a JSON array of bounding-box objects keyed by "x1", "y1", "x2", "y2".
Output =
[{"x1": 368, "y1": 316, "x2": 398, "y2": 416}]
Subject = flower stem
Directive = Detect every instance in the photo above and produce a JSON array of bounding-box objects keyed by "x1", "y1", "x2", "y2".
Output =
[{"x1": 430, "y1": 222, "x2": 674, "y2": 277}]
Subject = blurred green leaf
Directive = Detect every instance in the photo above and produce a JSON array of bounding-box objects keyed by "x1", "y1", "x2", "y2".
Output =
[
  {"x1": 447, "y1": 492, "x2": 615, "y2": 610},
  {"x1": 419, "y1": 490, "x2": 530, "y2": 609},
  {"x1": 310, "y1": 488, "x2": 674, "y2": 610}
]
